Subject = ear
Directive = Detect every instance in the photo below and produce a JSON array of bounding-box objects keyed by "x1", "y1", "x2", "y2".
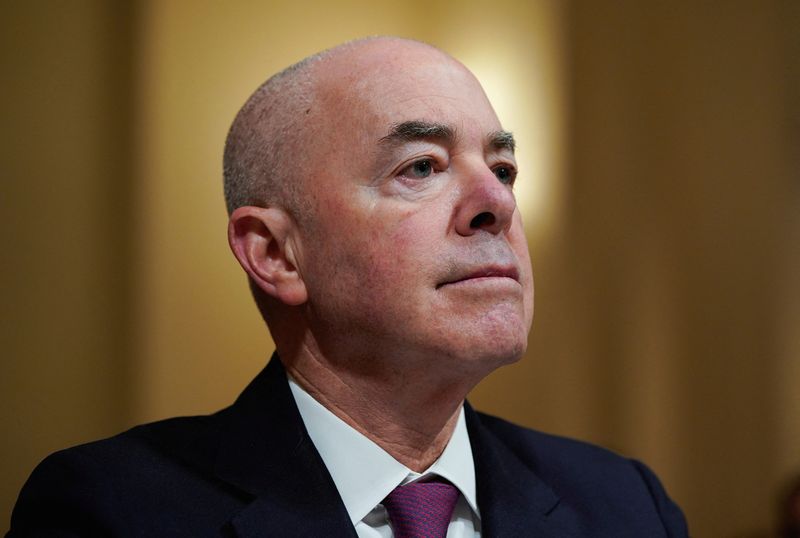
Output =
[{"x1": 228, "y1": 206, "x2": 308, "y2": 306}]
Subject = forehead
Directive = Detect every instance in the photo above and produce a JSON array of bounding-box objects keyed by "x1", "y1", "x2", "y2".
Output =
[{"x1": 312, "y1": 42, "x2": 502, "y2": 144}]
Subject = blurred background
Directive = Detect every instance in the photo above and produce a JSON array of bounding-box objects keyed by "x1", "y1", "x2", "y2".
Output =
[{"x1": 1, "y1": 0, "x2": 798, "y2": 535}]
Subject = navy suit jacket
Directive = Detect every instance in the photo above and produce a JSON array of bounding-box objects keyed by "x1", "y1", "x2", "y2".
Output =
[{"x1": 8, "y1": 356, "x2": 688, "y2": 537}]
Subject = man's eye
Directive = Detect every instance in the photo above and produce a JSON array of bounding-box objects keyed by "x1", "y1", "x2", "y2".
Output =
[
  {"x1": 401, "y1": 159, "x2": 434, "y2": 179},
  {"x1": 493, "y1": 166, "x2": 516, "y2": 185}
]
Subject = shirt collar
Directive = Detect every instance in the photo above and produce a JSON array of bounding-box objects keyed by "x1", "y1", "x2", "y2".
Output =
[{"x1": 288, "y1": 377, "x2": 479, "y2": 525}]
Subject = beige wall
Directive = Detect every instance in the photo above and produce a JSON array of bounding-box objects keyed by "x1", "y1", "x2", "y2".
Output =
[
  {"x1": 1, "y1": 0, "x2": 135, "y2": 530},
  {"x1": 557, "y1": 2, "x2": 799, "y2": 535},
  {"x1": 2, "y1": 1, "x2": 798, "y2": 536}
]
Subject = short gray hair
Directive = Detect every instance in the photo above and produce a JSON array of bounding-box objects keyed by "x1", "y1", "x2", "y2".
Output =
[
  {"x1": 222, "y1": 37, "x2": 444, "y2": 323},
  {"x1": 222, "y1": 54, "x2": 320, "y2": 217},
  {"x1": 222, "y1": 37, "x2": 428, "y2": 218}
]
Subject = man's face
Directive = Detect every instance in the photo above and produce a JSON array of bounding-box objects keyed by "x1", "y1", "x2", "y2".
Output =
[{"x1": 293, "y1": 41, "x2": 534, "y2": 380}]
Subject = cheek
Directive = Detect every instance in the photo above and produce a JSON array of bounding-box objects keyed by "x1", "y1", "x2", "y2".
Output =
[
  {"x1": 362, "y1": 217, "x2": 419, "y2": 290},
  {"x1": 350, "y1": 212, "x2": 437, "y2": 315},
  {"x1": 508, "y1": 219, "x2": 535, "y2": 322},
  {"x1": 308, "y1": 195, "x2": 441, "y2": 314}
]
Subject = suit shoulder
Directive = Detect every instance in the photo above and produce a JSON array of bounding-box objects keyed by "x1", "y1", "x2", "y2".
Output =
[
  {"x1": 473, "y1": 411, "x2": 689, "y2": 536},
  {"x1": 475, "y1": 410, "x2": 627, "y2": 468},
  {"x1": 9, "y1": 411, "x2": 234, "y2": 536},
  {"x1": 41, "y1": 409, "x2": 228, "y2": 472},
  {"x1": 475, "y1": 410, "x2": 655, "y2": 482}
]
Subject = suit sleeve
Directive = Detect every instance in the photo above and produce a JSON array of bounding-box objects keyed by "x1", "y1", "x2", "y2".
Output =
[
  {"x1": 7, "y1": 450, "x2": 121, "y2": 537},
  {"x1": 629, "y1": 459, "x2": 690, "y2": 537}
]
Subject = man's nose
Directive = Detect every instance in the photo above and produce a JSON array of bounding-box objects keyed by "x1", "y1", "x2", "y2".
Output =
[{"x1": 454, "y1": 164, "x2": 517, "y2": 236}]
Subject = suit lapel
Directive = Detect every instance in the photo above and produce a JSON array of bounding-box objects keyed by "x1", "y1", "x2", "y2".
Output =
[
  {"x1": 465, "y1": 404, "x2": 576, "y2": 538},
  {"x1": 211, "y1": 357, "x2": 574, "y2": 537},
  {"x1": 215, "y1": 355, "x2": 357, "y2": 538}
]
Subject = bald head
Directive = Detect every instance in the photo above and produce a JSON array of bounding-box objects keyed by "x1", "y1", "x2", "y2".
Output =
[
  {"x1": 222, "y1": 37, "x2": 462, "y2": 221},
  {"x1": 224, "y1": 37, "x2": 519, "y2": 337},
  {"x1": 222, "y1": 51, "x2": 316, "y2": 217}
]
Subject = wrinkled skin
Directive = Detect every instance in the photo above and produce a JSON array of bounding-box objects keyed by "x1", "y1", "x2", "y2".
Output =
[{"x1": 292, "y1": 40, "x2": 534, "y2": 386}]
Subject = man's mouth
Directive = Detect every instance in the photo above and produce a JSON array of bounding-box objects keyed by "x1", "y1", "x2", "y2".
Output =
[{"x1": 436, "y1": 265, "x2": 520, "y2": 289}]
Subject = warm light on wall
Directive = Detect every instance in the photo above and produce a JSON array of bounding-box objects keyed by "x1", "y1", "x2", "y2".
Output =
[
  {"x1": 465, "y1": 54, "x2": 552, "y2": 232},
  {"x1": 454, "y1": 21, "x2": 565, "y2": 244}
]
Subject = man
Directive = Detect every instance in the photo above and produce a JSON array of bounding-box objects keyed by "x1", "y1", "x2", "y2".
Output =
[{"x1": 8, "y1": 37, "x2": 688, "y2": 537}]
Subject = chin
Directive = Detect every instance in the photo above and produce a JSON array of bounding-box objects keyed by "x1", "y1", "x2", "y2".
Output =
[
  {"x1": 403, "y1": 301, "x2": 531, "y2": 377},
  {"x1": 431, "y1": 321, "x2": 529, "y2": 376},
  {"x1": 472, "y1": 336, "x2": 527, "y2": 367},
  {"x1": 475, "y1": 306, "x2": 529, "y2": 354}
]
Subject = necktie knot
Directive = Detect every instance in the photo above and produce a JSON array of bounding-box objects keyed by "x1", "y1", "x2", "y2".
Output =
[{"x1": 382, "y1": 479, "x2": 459, "y2": 538}]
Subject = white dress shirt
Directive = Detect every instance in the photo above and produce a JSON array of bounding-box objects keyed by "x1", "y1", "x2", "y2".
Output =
[{"x1": 288, "y1": 377, "x2": 481, "y2": 538}]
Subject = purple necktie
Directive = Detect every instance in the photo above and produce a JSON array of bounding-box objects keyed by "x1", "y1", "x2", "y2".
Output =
[{"x1": 382, "y1": 479, "x2": 460, "y2": 538}]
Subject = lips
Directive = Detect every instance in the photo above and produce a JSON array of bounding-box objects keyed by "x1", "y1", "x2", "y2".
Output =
[{"x1": 436, "y1": 265, "x2": 520, "y2": 289}]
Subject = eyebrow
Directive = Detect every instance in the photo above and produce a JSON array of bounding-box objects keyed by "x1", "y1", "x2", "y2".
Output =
[
  {"x1": 488, "y1": 130, "x2": 516, "y2": 153},
  {"x1": 378, "y1": 120, "x2": 516, "y2": 154},
  {"x1": 379, "y1": 120, "x2": 456, "y2": 146}
]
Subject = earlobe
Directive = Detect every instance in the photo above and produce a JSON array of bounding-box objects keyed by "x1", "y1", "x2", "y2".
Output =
[{"x1": 228, "y1": 206, "x2": 308, "y2": 306}]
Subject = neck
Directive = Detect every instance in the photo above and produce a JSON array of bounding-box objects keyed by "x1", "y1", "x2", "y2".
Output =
[{"x1": 280, "y1": 340, "x2": 475, "y2": 472}]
